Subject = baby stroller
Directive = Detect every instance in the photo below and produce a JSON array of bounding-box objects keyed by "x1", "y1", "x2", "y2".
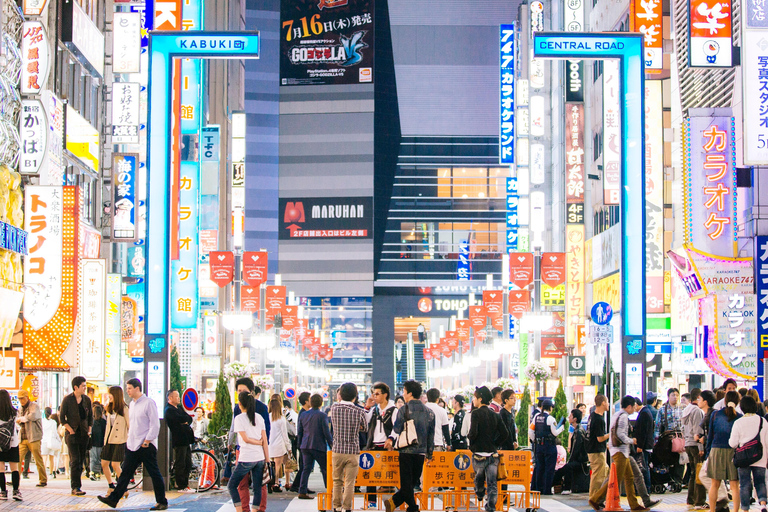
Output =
[{"x1": 650, "y1": 430, "x2": 685, "y2": 494}]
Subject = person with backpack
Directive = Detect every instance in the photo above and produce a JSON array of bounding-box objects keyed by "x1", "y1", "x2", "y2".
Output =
[
  {"x1": 728, "y1": 395, "x2": 768, "y2": 512},
  {"x1": 0, "y1": 389, "x2": 21, "y2": 501},
  {"x1": 706, "y1": 391, "x2": 742, "y2": 512}
]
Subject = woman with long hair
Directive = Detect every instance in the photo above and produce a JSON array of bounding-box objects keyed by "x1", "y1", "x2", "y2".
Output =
[
  {"x1": 41, "y1": 407, "x2": 60, "y2": 480},
  {"x1": 229, "y1": 392, "x2": 269, "y2": 512},
  {"x1": 101, "y1": 386, "x2": 129, "y2": 489},
  {"x1": 729, "y1": 395, "x2": 768, "y2": 512},
  {"x1": 267, "y1": 393, "x2": 291, "y2": 492},
  {"x1": 0, "y1": 389, "x2": 21, "y2": 500},
  {"x1": 706, "y1": 391, "x2": 742, "y2": 512}
]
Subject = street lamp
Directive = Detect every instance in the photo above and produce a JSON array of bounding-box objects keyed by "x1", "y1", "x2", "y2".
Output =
[{"x1": 221, "y1": 312, "x2": 253, "y2": 331}]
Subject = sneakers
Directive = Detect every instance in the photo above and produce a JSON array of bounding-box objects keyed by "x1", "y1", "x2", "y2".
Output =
[
  {"x1": 178, "y1": 488, "x2": 196, "y2": 494},
  {"x1": 561, "y1": 490, "x2": 572, "y2": 495},
  {"x1": 12, "y1": 490, "x2": 22, "y2": 502},
  {"x1": 0, "y1": 490, "x2": 6, "y2": 501}
]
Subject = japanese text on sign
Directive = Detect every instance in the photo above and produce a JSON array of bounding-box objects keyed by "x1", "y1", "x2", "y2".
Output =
[{"x1": 500, "y1": 24, "x2": 515, "y2": 164}]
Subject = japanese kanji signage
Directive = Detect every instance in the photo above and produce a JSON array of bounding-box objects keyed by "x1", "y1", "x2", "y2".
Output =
[
  {"x1": 754, "y1": 237, "x2": 768, "y2": 375},
  {"x1": 154, "y1": 0, "x2": 183, "y2": 30},
  {"x1": 201, "y1": 125, "x2": 220, "y2": 161},
  {"x1": 23, "y1": 0, "x2": 48, "y2": 16},
  {"x1": 683, "y1": 114, "x2": 736, "y2": 257},
  {"x1": 209, "y1": 251, "x2": 234, "y2": 287},
  {"x1": 328, "y1": 451, "x2": 399, "y2": 487},
  {"x1": 509, "y1": 253, "x2": 534, "y2": 289},
  {"x1": 457, "y1": 240, "x2": 470, "y2": 280},
  {"x1": 741, "y1": 0, "x2": 768, "y2": 164},
  {"x1": 602, "y1": 59, "x2": 621, "y2": 205},
  {"x1": 646, "y1": 82, "x2": 665, "y2": 312},
  {"x1": 280, "y1": 0, "x2": 374, "y2": 86},
  {"x1": 243, "y1": 251, "x2": 268, "y2": 286},
  {"x1": 112, "y1": 82, "x2": 140, "y2": 144},
  {"x1": 423, "y1": 450, "x2": 532, "y2": 491},
  {"x1": 171, "y1": 161, "x2": 199, "y2": 328},
  {"x1": 113, "y1": 13, "x2": 141, "y2": 74},
  {"x1": 0, "y1": 351, "x2": 20, "y2": 390},
  {"x1": 500, "y1": 24, "x2": 515, "y2": 164},
  {"x1": 20, "y1": 99, "x2": 47, "y2": 175},
  {"x1": 565, "y1": 103, "x2": 585, "y2": 208},
  {"x1": 689, "y1": 0, "x2": 733, "y2": 67},
  {"x1": 80, "y1": 259, "x2": 106, "y2": 381},
  {"x1": 41, "y1": 91, "x2": 65, "y2": 185},
  {"x1": 112, "y1": 154, "x2": 139, "y2": 241},
  {"x1": 506, "y1": 177, "x2": 519, "y2": 251},
  {"x1": 23, "y1": 186, "x2": 77, "y2": 369},
  {"x1": 566, "y1": 224, "x2": 585, "y2": 346},
  {"x1": 714, "y1": 293, "x2": 757, "y2": 379},
  {"x1": 21, "y1": 21, "x2": 50, "y2": 95},
  {"x1": 632, "y1": 0, "x2": 663, "y2": 70}
]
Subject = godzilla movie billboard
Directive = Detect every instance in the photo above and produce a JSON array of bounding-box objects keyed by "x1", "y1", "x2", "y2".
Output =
[{"x1": 280, "y1": 0, "x2": 374, "y2": 86}]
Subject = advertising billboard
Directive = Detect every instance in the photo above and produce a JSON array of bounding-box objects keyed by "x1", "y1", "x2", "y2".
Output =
[
  {"x1": 280, "y1": 0, "x2": 374, "y2": 86},
  {"x1": 279, "y1": 197, "x2": 373, "y2": 239},
  {"x1": 500, "y1": 24, "x2": 515, "y2": 164},
  {"x1": 689, "y1": 0, "x2": 733, "y2": 67},
  {"x1": 742, "y1": 0, "x2": 768, "y2": 164},
  {"x1": 645, "y1": 81, "x2": 664, "y2": 312}
]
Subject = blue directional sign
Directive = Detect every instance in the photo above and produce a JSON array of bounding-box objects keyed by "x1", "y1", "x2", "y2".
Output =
[
  {"x1": 591, "y1": 302, "x2": 613, "y2": 325},
  {"x1": 533, "y1": 32, "x2": 645, "y2": 343},
  {"x1": 146, "y1": 32, "x2": 259, "y2": 335}
]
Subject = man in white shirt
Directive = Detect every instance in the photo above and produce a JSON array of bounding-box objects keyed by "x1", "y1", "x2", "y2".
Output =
[
  {"x1": 425, "y1": 389, "x2": 450, "y2": 450},
  {"x1": 98, "y1": 378, "x2": 168, "y2": 511}
]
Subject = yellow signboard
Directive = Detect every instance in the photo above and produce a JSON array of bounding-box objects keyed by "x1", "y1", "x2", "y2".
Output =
[
  {"x1": 327, "y1": 451, "x2": 400, "y2": 487},
  {"x1": 423, "y1": 450, "x2": 532, "y2": 491},
  {"x1": 593, "y1": 272, "x2": 621, "y2": 311},
  {"x1": 66, "y1": 105, "x2": 100, "y2": 171},
  {"x1": 566, "y1": 225, "x2": 585, "y2": 346}
]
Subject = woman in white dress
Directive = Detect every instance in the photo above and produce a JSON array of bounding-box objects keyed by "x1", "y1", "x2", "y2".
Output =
[
  {"x1": 40, "y1": 407, "x2": 60, "y2": 480},
  {"x1": 267, "y1": 394, "x2": 292, "y2": 492}
]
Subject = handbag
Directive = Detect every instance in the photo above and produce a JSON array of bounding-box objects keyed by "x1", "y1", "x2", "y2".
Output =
[
  {"x1": 695, "y1": 462, "x2": 703, "y2": 485},
  {"x1": 670, "y1": 433, "x2": 685, "y2": 453},
  {"x1": 496, "y1": 454, "x2": 507, "y2": 480},
  {"x1": 610, "y1": 412, "x2": 625, "y2": 447},
  {"x1": 262, "y1": 461, "x2": 275, "y2": 486},
  {"x1": 395, "y1": 405, "x2": 419, "y2": 450},
  {"x1": 733, "y1": 417, "x2": 764, "y2": 468},
  {"x1": 285, "y1": 453, "x2": 299, "y2": 473}
]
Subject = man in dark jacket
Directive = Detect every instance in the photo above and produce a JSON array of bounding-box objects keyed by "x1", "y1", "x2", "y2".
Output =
[
  {"x1": 297, "y1": 394, "x2": 333, "y2": 499},
  {"x1": 554, "y1": 409, "x2": 588, "y2": 494},
  {"x1": 165, "y1": 390, "x2": 194, "y2": 492},
  {"x1": 59, "y1": 376, "x2": 92, "y2": 496},
  {"x1": 499, "y1": 390, "x2": 518, "y2": 450},
  {"x1": 451, "y1": 395, "x2": 467, "y2": 450},
  {"x1": 468, "y1": 386, "x2": 508, "y2": 512},
  {"x1": 384, "y1": 380, "x2": 435, "y2": 512},
  {"x1": 289, "y1": 392, "x2": 312, "y2": 493},
  {"x1": 364, "y1": 382, "x2": 397, "y2": 508},
  {"x1": 634, "y1": 392, "x2": 657, "y2": 491}
]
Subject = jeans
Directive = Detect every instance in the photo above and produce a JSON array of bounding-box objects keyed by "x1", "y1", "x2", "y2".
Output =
[
  {"x1": 18, "y1": 440, "x2": 47, "y2": 484},
  {"x1": 588, "y1": 452, "x2": 609, "y2": 502},
  {"x1": 90, "y1": 447, "x2": 102, "y2": 475},
  {"x1": 174, "y1": 445, "x2": 192, "y2": 489},
  {"x1": 641, "y1": 451, "x2": 651, "y2": 492},
  {"x1": 628, "y1": 453, "x2": 651, "y2": 506},
  {"x1": 392, "y1": 452, "x2": 424, "y2": 512},
  {"x1": 228, "y1": 460, "x2": 265, "y2": 508},
  {"x1": 332, "y1": 453, "x2": 359, "y2": 511},
  {"x1": 107, "y1": 445, "x2": 167, "y2": 506},
  {"x1": 685, "y1": 447, "x2": 706, "y2": 506},
  {"x1": 472, "y1": 454, "x2": 499, "y2": 512},
  {"x1": 738, "y1": 466, "x2": 767, "y2": 511},
  {"x1": 299, "y1": 449, "x2": 327, "y2": 494},
  {"x1": 534, "y1": 444, "x2": 557, "y2": 494},
  {"x1": 65, "y1": 434, "x2": 88, "y2": 490},
  {"x1": 238, "y1": 473, "x2": 267, "y2": 512}
]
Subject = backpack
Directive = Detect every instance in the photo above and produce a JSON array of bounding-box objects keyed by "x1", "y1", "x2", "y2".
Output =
[{"x1": 0, "y1": 420, "x2": 13, "y2": 452}]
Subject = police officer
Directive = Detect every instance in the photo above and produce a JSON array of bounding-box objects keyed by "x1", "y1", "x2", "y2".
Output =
[{"x1": 532, "y1": 399, "x2": 564, "y2": 495}]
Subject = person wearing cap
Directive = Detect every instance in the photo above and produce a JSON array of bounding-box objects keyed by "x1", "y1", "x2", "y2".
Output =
[
  {"x1": 16, "y1": 390, "x2": 46, "y2": 488},
  {"x1": 532, "y1": 398, "x2": 564, "y2": 495},
  {"x1": 635, "y1": 392, "x2": 657, "y2": 491},
  {"x1": 467, "y1": 386, "x2": 508, "y2": 511}
]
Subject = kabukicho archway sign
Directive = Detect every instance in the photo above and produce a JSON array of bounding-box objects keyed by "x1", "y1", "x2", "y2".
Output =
[
  {"x1": 142, "y1": 32, "x2": 259, "y2": 480},
  {"x1": 533, "y1": 32, "x2": 646, "y2": 396}
]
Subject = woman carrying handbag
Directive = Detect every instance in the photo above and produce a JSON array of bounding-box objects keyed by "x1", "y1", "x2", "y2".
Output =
[{"x1": 728, "y1": 395, "x2": 768, "y2": 512}]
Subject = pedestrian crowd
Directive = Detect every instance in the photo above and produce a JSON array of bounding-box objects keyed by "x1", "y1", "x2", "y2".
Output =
[{"x1": 4, "y1": 376, "x2": 768, "y2": 512}]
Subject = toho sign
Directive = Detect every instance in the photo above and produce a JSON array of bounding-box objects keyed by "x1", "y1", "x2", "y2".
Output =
[
  {"x1": 534, "y1": 32, "x2": 646, "y2": 395},
  {"x1": 146, "y1": 32, "x2": 259, "y2": 336}
]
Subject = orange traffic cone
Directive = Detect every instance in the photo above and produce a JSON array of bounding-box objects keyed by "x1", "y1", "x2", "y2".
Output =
[
  {"x1": 604, "y1": 462, "x2": 622, "y2": 512},
  {"x1": 199, "y1": 452, "x2": 216, "y2": 489}
]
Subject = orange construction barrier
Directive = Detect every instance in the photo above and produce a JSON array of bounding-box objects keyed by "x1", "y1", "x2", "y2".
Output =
[{"x1": 604, "y1": 461, "x2": 621, "y2": 512}]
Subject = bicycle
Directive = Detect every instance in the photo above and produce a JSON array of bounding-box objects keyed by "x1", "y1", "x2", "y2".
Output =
[{"x1": 125, "y1": 446, "x2": 221, "y2": 493}]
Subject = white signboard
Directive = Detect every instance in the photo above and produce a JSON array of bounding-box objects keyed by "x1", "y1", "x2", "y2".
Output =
[
  {"x1": 104, "y1": 274, "x2": 122, "y2": 385},
  {"x1": 203, "y1": 315, "x2": 219, "y2": 355},
  {"x1": 23, "y1": 0, "x2": 49, "y2": 16},
  {"x1": 564, "y1": 0, "x2": 584, "y2": 31},
  {"x1": 19, "y1": 99, "x2": 48, "y2": 175},
  {"x1": 0, "y1": 289, "x2": 23, "y2": 349},
  {"x1": 626, "y1": 363, "x2": 643, "y2": 398},
  {"x1": 590, "y1": 323, "x2": 613, "y2": 344},
  {"x1": 112, "y1": 13, "x2": 141, "y2": 74},
  {"x1": 112, "y1": 82, "x2": 140, "y2": 144},
  {"x1": 80, "y1": 259, "x2": 106, "y2": 381},
  {"x1": 602, "y1": 59, "x2": 621, "y2": 205},
  {"x1": 21, "y1": 22, "x2": 50, "y2": 95},
  {"x1": 715, "y1": 293, "x2": 758, "y2": 380},
  {"x1": 41, "y1": 91, "x2": 65, "y2": 185},
  {"x1": 530, "y1": 143, "x2": 545, "y2": 184},
  {"x1": 67, "y1": 1, "x2": 105, "y2": 77},
  {"x1": 742, "y1": 30, "x2": 768, "y2": 164},
  {"x1": 23, "y1": 186, "x2": 63, "y2": 330}
]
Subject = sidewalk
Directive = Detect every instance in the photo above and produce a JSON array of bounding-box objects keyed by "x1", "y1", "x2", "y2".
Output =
[{"x1": 0, "y1": 470, "x2": 212, "y2": 511}]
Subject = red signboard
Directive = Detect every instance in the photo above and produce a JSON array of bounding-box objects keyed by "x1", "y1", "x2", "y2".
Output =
[
  {"x1": 540, "y1": 252, "x2": 566, "y2": 288},
  {"x1": 445, "y1": 331, "x2": 459, "y2": 350},
  {"x1": 492, "y1": 315, "x2": 505, "y2": 331},
  {"x1": 266, "y1": 286, "x2": 286, "y2": 319},
  {"x1": 456, "y1": 320, "x2": 470, "y2": 341},
  {"x1": 542, "y1": 312, "x2": 566, "y2": 336},
  {"x1": 631, "y1": 0, "x2": 663, "y2": 70},
  {"x1": 508, "y1": 290, "x2": 530, "y2": 319},
  {"x1": 423, "y1": 348, "x2": 433, "y2": 361},
  {"x1": 241, "y1": 286, "x2": 260, "y2": 312},
  {"x1": 483, "y1": 290, "x2": 503, "y2": 318},
  {"x1": 469, "y1": 305, "x2": 487, "y2": 328},
  {"x1": 542, "y1": 337, "x2": 566, "y2": 358},
  {"x1": 243, "y1": 251, "x2": 268, "y2": 286},
  {"x1": 509, "y1": 253, "x2": 534, "y2": 289},
  {"x1": 209, "y1": 251, "x2": 234, "y2": 287},
  {"x1": 282, "y1": 306, "x2": 298, "y2": 329}
]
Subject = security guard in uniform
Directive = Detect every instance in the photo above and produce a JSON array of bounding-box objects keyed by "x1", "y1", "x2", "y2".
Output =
[{"x1": 532, "y1": 399, "x2": 565, "y2": 495}]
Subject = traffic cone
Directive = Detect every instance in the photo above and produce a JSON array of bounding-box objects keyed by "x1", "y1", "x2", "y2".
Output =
[
  {"x1": 604, "y1": 463, "x2": 622, "y2": 512},
  {"x1": 199, "y1": 452, "x2": 215, "y2": 489}
]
